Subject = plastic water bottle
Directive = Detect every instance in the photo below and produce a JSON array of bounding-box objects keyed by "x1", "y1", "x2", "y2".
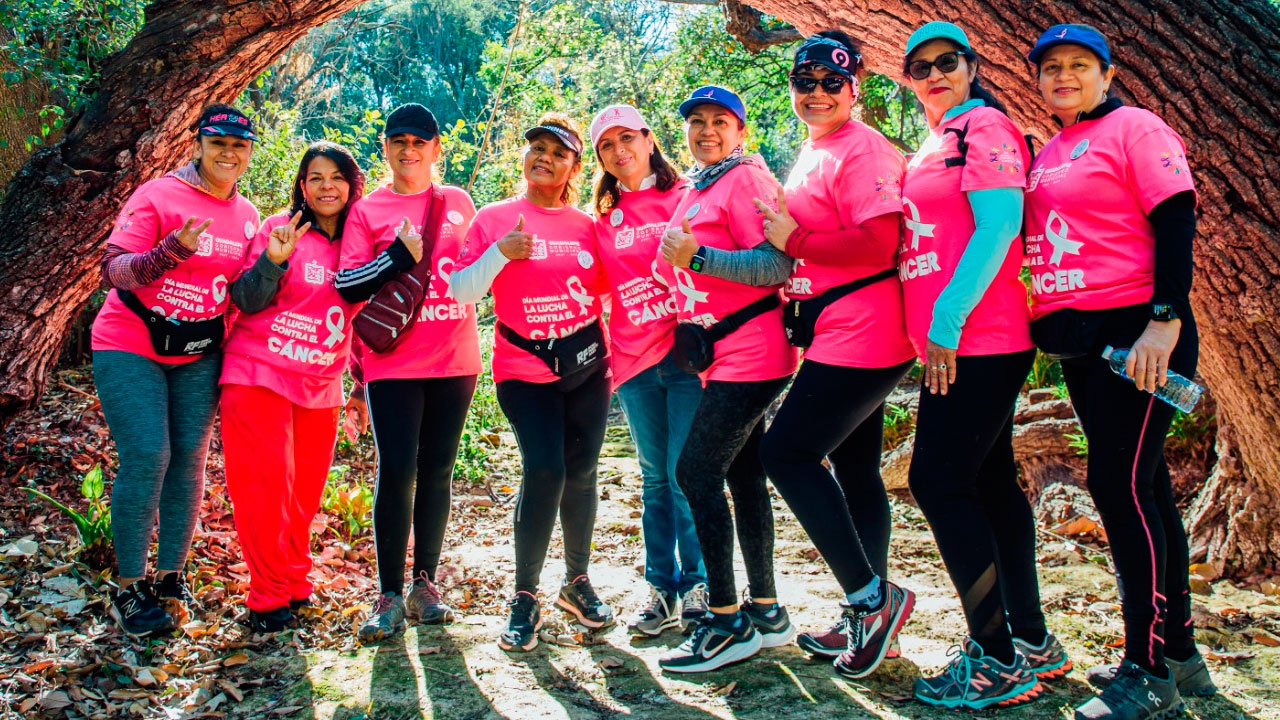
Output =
[{"x1": 1102, "y1": 346, "x2": 1204, "y2": 413}]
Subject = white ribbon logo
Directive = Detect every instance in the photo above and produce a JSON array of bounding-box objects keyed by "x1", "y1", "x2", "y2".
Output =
[
  {"x1": 673, "y1": 267, "x2": 709, "y2": 312},
  {"x1": 650, "y1": 260, "x2": 670, "y2": 288},
  {"x1": 211, "y1": 274, "x2": 227, "y2": 304},
  {"x1": 437, "y1": 256, "x2": 454, "y2": 285},
  {"x1": 903, "y1": 198, "x2": 935, "y2": 251},
  {"x1": 323, "y1": 306, "x2": 346, "y2": 348},
  {"x1": 1045, "y1": 210, "x2": 1082, "y2": 265},
  {"x1": 566, "y1": 275, "x2": 594, "y2": 316}
]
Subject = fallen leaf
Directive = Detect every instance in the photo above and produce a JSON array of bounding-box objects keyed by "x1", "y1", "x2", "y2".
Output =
[
  {"x1": 271, "y1": 706, "x2": 304, "y2": 715},
  {"x1": 1054, "y1": 516, "x2": 1100, "y2": 537},
  {"x1": 134, "y1": 668, "x2": 157, "y2": 687},
  {"x1": 1243, "y1": 628, "x2": 1280, "y2": 647},
  {"x1": 1188, "y1": 577, "x2": 1213, "y2": 596},
  {"x1": 39, "y1": 689, "x2": 72, "y2": 711},
  {"x1": 1189, "y1": 563, "x2": 1219, "y2": 580},
  {"x1": 0, "y1": 538, "x2": 37, "y2": 557},
  {"x1": 710, "y1": 681, "x2": 737, "y2": 697},
  {"x1": 420, "y1": 646, "x2": 441, "y2": 656},
  {"x1": 1260, "y1": 581, "x2": 1280, "y2": 596},
  {"x1": 597, "y1": 655, "x2": 624, "y2": 669},
  {"x1": 1204, "y1": 649, "x2": 1254, "y2": 664},
  {"x1": 217, "y1": 680, "x2": 244, "y2": 702},
  {"x1": 222, "y1": 652, "x2": 250, "y2": 667},
  {"x1": 341, "y1": 603, "x2": 369, "y2": 618}
]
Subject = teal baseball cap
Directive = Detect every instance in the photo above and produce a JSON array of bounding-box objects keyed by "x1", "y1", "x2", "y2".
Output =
[{"x1": 905, "y1": 21, "x2": 973, "y2": 58}]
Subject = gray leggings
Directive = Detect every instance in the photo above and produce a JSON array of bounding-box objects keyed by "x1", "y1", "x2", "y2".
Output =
[{"x1": 93, "y1": 350, "x2": 221, "y2": 578}]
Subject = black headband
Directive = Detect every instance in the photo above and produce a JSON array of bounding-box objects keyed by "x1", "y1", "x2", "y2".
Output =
[
  {"x1": 792, "y1": 36, "x2": 861, "y2": 78},
  {"x1": 524, "y1": 124, "x2": 583, "y2": 155}
]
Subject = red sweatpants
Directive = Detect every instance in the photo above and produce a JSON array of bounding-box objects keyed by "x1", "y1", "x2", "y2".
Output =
[{"x1": 221, "y1": 383, "x2": 340, "y2": 612}]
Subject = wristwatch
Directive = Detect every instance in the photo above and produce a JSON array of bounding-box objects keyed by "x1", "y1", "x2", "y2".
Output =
[
  {"x1": 689, "y1": 246, "x2": 708, "y2": 273},
  {"x1": 1151, "y1": 303, "x2": 1179, "y2": 322}
]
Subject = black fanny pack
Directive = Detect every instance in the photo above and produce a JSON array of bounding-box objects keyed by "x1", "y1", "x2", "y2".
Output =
[
  {"x1": 499, "y1": 321, "x2": 605, "y2": 378},
  {"x1": 672, "y1": 293, "x2": 780, "y2": 374},
  {"x1": 784, "y1": 268, "x2": 897, "y2": 348},
  {"x1": 1029, "y1": 307, "x2": 1109, "y2": 360},
  {"x1": 118, "y1": 289, "x2": 224, "y2": 357}
]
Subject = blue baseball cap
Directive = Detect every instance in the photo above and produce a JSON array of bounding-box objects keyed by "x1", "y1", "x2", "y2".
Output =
[
  {"x1": 678, "y1": 86, "x2": 747, "y2": 125},
  {"x1": 1028, "y1": 24, "x2": 1111, "y2": 65},
  {"x1": 905, "y1": 21, "x2": 972, "y2": 59}
]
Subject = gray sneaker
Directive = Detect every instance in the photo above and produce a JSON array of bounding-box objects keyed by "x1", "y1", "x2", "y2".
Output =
[
  {"x1": 1076, "y1": 660, "x2": 1183, "y2": 720},
  {"x1": 1087, "y1": 652, "x2": 1216, "y2": 697},
  {"x1": 628, "y1": 586, "x2": 679, "y2": 637},
  {"x1": 679, "y1": 583, "x2": 709, "y2": 634},
  {"x1": 357, "y1": 592, "x2": 406, "y2": 645},
  {"x1": 405, "y1": 573, "x2": 454, "y2": 625}
]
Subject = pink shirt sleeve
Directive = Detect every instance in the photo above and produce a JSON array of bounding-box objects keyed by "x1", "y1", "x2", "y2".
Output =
[
  {"x1": 454, "y1": 211, "x2": 495, "y2": 271},
  {"x1": 726, "y1": 165, "x2": 778, "y2": 250},
  {"x1": 836, "y1": 142, "x2": 905, "y2": 228},
  {"x1": 1124, "y1": 125, "x2": 1197, "y2": 214},
  {"x1": 959, "y1": 112, "x2": 1029, "y2": 193},
  {"x1": 337, "y1": 205, "x2": 375, "y2": 271},
  {"x1": 107, "y1": 186, "x2": 163, "y2": 253}
]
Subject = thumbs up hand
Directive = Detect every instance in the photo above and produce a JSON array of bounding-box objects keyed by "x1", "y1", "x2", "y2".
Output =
[
  {"x1": 396, "y1": 216, "x2": 424, "y2": 262},
  {"x1": 753, "y1": 184, "x2": 796, "y2": 251},
  {"x1": 661, "y1": 217, "x2": 698, "y2": 268},
  {"x1": 498, "y1": 214, "x2": 534, "y2": 260}
]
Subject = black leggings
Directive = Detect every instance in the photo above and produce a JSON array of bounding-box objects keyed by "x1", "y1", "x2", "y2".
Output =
[
  {"x1": 1061, "y1": 308, "x2": 1198, "y2": 672},
  {"x1": 676, "y1": 376, "x2": 789, "y2": 608},
  {"x1": 496, "y1": 366, "x2": 611, "y2": 594},
  {"x1": 367, "y1": 375, "x2": 477, "y2": 593},
  {"x1": 761, "y1": 360, "x2": 912, "y2": 594},
  {"x1": 908, "y1": 349, "x2": 1045, "y2": 661}
]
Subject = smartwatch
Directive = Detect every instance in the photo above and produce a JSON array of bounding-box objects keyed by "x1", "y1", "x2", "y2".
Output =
[
  {"x1": 1151, "y1": 303, "x2": 1179, "y2": 322},
  {"x1": 689, "y1": 246, "x2": 708, "y2": 273}
]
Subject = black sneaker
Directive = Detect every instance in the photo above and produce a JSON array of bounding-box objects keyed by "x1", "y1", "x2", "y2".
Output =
[
  {"x1": 247, "y1": 605, "x2": 294, "y2": 634},
  {"x1": 1075, "y1": 660, "x2": 1184, "y2": 719},
  {"x1": 659, "y1": 611, "x2": 763, "y2": 673},
  {"x1": 110, "y1": 580, "x2": 176, "y2": 638},
  {"x1": 740, "y1": 597, "x2": 796, "y2": 648},
  {"x1": 1087, "y1": 652, "x2": 1216, "y2": 697},
  {"x1": 155, "y1": 572, "x2": 198, "y2": 610},
  {"x1": 288, "y1": 597, "x2": 312, "y2": 612},
  {"x1": 555, "y1": 575, "x2": 615, "y2": 629},
  {"x1": 499, "y1": 591, "x2": 543, "y2": 652}
]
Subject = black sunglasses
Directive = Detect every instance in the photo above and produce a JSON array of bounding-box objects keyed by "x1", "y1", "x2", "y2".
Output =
[
  {"x1": 906, "y1": 51, "x2": 964, "y2": 80},
  {"x1": 789, "y1": 74, "x2": 850, "y2": 94}
]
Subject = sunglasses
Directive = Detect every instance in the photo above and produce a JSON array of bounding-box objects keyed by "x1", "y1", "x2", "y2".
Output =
[
  {"x1": 789, "y1": 74, "x2": 850, "y2": 94},
  {"x1": 906, "y1": 51, "x2": 965, "y2": 80}
]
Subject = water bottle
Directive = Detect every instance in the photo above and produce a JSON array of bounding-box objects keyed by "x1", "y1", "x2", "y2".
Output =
[{"x1": 1101, "y1": 346, "x2": 1204, "y2": 413}]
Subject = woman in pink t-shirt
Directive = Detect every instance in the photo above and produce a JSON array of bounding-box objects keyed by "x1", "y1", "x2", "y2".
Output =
[
  {"x1": 587, "y1": 105, "x2": 709, "y2": 637},
  {"x1": 450, "y1": 113, "x2": 613, "y2": 653},
  {"x1": 323, "y1": 104, "x2": 481, "y2": 644},
  {"x1": 218, "y1": 141, "x2": 365, "y2": 633},
  {"x1": 1025, "y1": 25, "x2": 1209, "y2": 717},
  {"x1": 91, "y1": 103, "x2": 260, "y2": 638},
  {"x1": 753, "y1": 31, "x2": 917, "y2": 680},
  {"x1": 898, "y1": 23, "x2": 1051, "y2": 711},
  {"x1": 655, "y1": 86, "x2": 799, "y2": 674}
]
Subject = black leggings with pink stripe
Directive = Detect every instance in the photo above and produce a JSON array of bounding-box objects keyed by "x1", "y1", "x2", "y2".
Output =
[{"x1": 1060, "y1": 304, "x2": 1198, "y2": 673}]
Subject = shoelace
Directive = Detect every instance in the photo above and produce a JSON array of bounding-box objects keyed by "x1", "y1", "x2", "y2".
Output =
[
  {"x1": 942, "y1": 644, "x2": 976, "y2": 690},
  {"x1": 646, "y1": 587, "x2": 671, "y2": 616},
  {"x1": 371, "y1": 593, "x2": 397, "y2": 616},
  {"x1": 1100, "y1": 664, "x2": 1148, "y2": 704},
  {"x1": 844, "y1": 608, "x2": 866, "y2": 651},
  {"x1": 414, "y1": 572, "x2": 443, "y2": 604},
  {"x1": 680, "y1": 619, "x2": 715, "y2": 653},
  {"x1": 683, "y1": 585, "x2": 708, "y2": 609},
  {"x1": 572, "y1": 577, "x2": 602, "y2": 609}
]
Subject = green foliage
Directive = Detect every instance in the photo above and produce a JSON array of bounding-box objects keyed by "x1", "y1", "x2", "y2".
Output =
[
  {"x1": 320, "y1": 465, "x2": 374, "y2": 543},
  {"x1": 1026, "y1": 350, "x2": 1063, "y2": 389},
  {"x1": 1166, "y1": 410, "x2": 1215, "y2": 457},
  {"x1": 24, "y1": 464, "x2": 112, "y2": 550},
  {"x1": 455, "y1": 313, "x2": 505, "y2": 485},
  {"x1": 235, "y1": 101, "x2": 309, "y2": 215},
  {"x1": 882, "y1": 401, "x2": 914, "y2": 451},
  {"x1": 1066, "y1": 432, "x2": 1089, "y2": 456}
]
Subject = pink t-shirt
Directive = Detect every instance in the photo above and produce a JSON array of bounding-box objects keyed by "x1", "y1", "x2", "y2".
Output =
[
  {"x1": 899, "y1": 106, "x2": 1033, "y2": 358},
  {"x1": 91, "y1": 176, "x2": 259, "y2": 364},
  {"x1": 658, "y1": 159, "x2": 798, "y2": 383},
  {"x1": 220, "y1": 212, "x2": 359, "y2": 409},
  {"x1": 337, "y1": 184, "x2": 481, "y2": 382},
  {"x1": 1024, "y1": 106, "x2": 1196, "y2": 318},
  {"x1": 784, "y1": 121, "x2": 915, "y2": 368},
  {"x1": 593, "y1": 184, "x2": 687, "y2": 387},
  {"x1": 458, "y1": 196, "x2": 605, "y2": 384}
]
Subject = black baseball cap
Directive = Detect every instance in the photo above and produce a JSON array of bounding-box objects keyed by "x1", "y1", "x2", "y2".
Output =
[
  {"x1": 197, "y1": 107, "x2": 258, "y2": 141},
  {"x1": 384, "y1": 103, "x2": 439, "y2": 141}
]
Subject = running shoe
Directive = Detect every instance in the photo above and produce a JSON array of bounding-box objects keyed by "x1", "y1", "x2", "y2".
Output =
[
  {"x1": 628, "y1": 585, "x2": 680, "y2": 637},
  {"x1": 833, "y1": 579, "x2": 915, "y2": 679},
  {"x1": 1014, "y1": 632, "x2": 1073, "y2": 679},
  {"x1": 913, "y1": 638, "x2": 1042, "y2": 710},
  {"x1": 357, "y1": 592, "x2": 406, "y2": 645},
  {"x1": 405, "y1": 572, "x2": 455, "y2": 625},
  {"x1": 289, "y1": 596, "x2": 312, "y2": 612},
  {"x1": 1076, "y1": 660, "x2": 1184, "y2": 719},
  {"x1": 247, "y1": 605, "x2": 294, "y2": 634},
  {"x1": 799, "y1": 616, "x2": 902, "y2": 659},
  {"x1": 498, "y1": 591, "x2": 543, "y2": 652},
  {"x1": 1087, "y1": 652, "x2": 1217, "y2": 697},
  {"x1": 679, "y1": 583, "x2": 709, "y2": 634},
  {"x1": 555, "y1": 574, "x2": 615, "y2": 629},
  {"x1": 109, "y1": 580, "x2": 176, "y2": 638},
  {"x1": 741, "y1": 597, "x2": 797, "y2": 648},
  {"x1": 659, "y1": 611, "x2": 762, "y2": 673}
]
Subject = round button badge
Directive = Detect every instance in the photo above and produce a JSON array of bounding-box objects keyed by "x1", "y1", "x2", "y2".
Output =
[
  {"x1": 609, "y1": 208, "x2": 624, "y2": 227},
  {"x1": 1071, "y1": 139, "x2": 1090, "y2": 160},
  {"x1": 446, "y1": 210, "x2": 464, "y2": 225},
  {"x1": 685, "y1": 203, "x2": 701, "y2": 220},
  {"x1": 244, "y1": 221, "x2": 255, "y2": 239},
  {"x1": 578, "y1": 250, "x2": 594, "y2": 269}
]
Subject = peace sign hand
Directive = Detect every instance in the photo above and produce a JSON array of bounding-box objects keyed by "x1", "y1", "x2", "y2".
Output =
[
  {"x1": 266, "y1": 211, "x2": 311, "y2": 265},
  {"x1": 175, "y1": 216, "x2": 214, "y2": 252},
  {"x1": 753, "y1": 184, "x2": 796, "y2": 252}
]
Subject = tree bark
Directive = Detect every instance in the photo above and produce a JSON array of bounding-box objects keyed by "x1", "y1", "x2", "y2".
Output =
[
  {"x1": 0, "y1": 0, "x2": 366, "y2": 422},
  {"x1": 745, "y1": 0, "x2": 1280, "y2": 575}
]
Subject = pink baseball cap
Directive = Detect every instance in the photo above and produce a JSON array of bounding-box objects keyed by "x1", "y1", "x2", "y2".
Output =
[{"x1": 589, "y1": 104, "x2": 650, "y2": 150}]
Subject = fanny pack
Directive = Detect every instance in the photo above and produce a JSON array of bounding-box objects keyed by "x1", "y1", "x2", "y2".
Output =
[
  {"x1": 784, "y1": 267, "x2": 896, "y2": 348},
  {"x1": 672, "y1": 293, "x2": 780, "y2": 374},
  {"x1": 353, "y1": 186, "x2": 446, "y2": 354},
  {"x1": 1030, "y1": 307, "x2": 1109, "y2": 360},
  {"x1": 498, "y1": 321, "x2": 605, "y2": 378},
  {"x1": 118, "y1": 289, "x2": 224, "y2": 357}
]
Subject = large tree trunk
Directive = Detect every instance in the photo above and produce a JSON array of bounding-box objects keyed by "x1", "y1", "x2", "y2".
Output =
[
  {"x1": 745, "y1": 0, "x2": 1280, "y2": 576},
  {"x1": 0, "y1": 0, "x2": 366, "y2": 420}
]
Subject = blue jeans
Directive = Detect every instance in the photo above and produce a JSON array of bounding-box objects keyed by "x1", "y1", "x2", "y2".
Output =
[{"x1": 616, "y1": 351, "x2": 707, "y2": 596}]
